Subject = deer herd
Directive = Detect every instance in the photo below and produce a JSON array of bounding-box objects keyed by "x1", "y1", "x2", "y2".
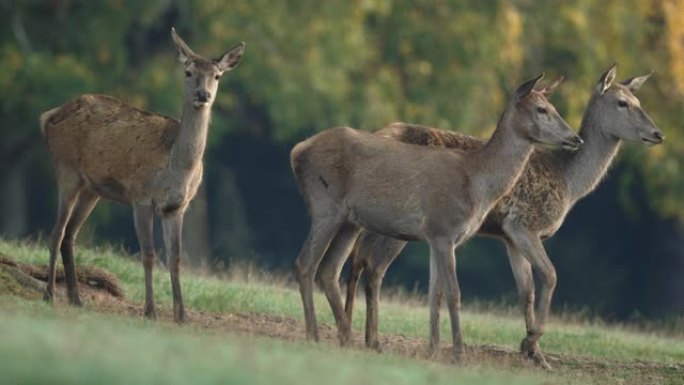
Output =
[{"x1": 40, "y1": 29, "x2": 664, "y2": 369}]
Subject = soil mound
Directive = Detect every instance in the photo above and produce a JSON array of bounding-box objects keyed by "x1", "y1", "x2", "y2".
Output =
[{"x1": 0, "y1": 253, "x2": 124, "y2": 299}]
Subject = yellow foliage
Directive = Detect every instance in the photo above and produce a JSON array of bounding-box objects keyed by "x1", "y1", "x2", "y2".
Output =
[
  {"x1": 661, "y1": 0, "x2": 684, "y2": 95},
  {"x1": 497, "y1": 1, "x2": 523, "y2": 73}
]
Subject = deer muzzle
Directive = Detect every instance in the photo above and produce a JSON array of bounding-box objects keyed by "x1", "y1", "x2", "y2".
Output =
[
  {"x1": 561, "y1": 135, "x2": 583, "y2": 151},
  {"x1": 641, "y1": 130, "x2": 665, "y2": 145},
  {"x1": 195, "y1": 90, "x2": 211, "y2": 103}
]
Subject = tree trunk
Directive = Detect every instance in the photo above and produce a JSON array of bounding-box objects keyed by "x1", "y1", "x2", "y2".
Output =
[
  {"x1": 665, "y1": 221, "x2": 684, "y2": 314},
  {"x1": 0, "y1": 164, "x2": 28, "y2": 238},
  {"x1": 182, "y1": 183, "x2": 212, "y2": 268},
  {"x1": 209, "y1": 166, "x2": 251, "y2": 269}
]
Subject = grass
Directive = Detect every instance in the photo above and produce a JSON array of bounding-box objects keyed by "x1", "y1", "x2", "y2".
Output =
[
  {"x1": 1, "y1": 238, "x2": 683, "y2": 384},
  {"x1": 0, "y1": 297, "x2": 545, "y2": 385}
]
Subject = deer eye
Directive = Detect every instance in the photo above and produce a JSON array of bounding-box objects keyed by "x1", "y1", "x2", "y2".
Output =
[
  {"x1": 185, "y1": 70, "x2": 192, "y2": 77},
  {"x1": 536, "y1": 107, "x2": 547, "y2": 114},
  {"x1": 618, "y1": 100, "x2": 628, "y2": 108},
  {"x1": 214, "y1": 74, "x2": 220, "y2": 80}
]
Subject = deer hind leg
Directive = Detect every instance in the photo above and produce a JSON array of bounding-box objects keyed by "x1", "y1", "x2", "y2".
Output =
[
  {"x1": 317, "y1": 223, "x2": 362, "y2": 346},
  {"x1": 45, "y1": 170, "x2": 83, "y2": 303},
  {"x1": 504, "y1": 238, "x2": 536, "y2": 334},
  {"x1": 60, "y1": 189, "x2": 100, "y2": 306},
  {"x1": 427, "y1": 253, "x2": 444, "y2": 357},
  {"x1": 162, "y1": 211, "x2": 185, "y2": 323},
  {"x1": 344, "y1": 232, "x2": 385, "y2": 323},
  {"x1": 133, "y1": 203, "x2": 156, "y2": 319},
  {"x1": 363, "y1": 236, "x2": 407, "y2": 351},
  {"x1": 503, "y1": 223, "x2": 554, "y2": 370},
  {"x1": 295, "y1": 213, "x2": 345, "y2": 342},
  {"x1": 429, "y1": 236, "x2": 464, "y2": 362},
  {"x1": 344, "y1": 238, "x2": 364, "y2": 324}
]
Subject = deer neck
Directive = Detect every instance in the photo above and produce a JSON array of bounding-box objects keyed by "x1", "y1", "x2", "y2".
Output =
[
  {"x1": 169, "y1": 102, "x2": 211, "y2": 171},
  {"x1": 470, "y1": 108, "x2": 534, "y2": 206},
  {"x1": 562, "y1": 97, "x2": 621, "y2": 201}
]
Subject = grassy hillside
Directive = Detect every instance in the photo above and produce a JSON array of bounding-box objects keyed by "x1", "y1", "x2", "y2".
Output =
[
  {"x1": 1, "y1": 238, "x2": 682, "y2": 384},
  {"x1": 1, "y1": 296, "x2": 548, "y2": 385}
]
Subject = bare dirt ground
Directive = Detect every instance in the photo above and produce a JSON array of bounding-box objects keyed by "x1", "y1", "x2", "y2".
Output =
[{"x1": 2, "y1": 256, "x2": 683, "y2": 382}]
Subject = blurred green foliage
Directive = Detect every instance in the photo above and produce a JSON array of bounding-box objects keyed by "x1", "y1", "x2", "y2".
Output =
[{"x1": 2, "y1": 0, "x2": 682, "y2": 217}]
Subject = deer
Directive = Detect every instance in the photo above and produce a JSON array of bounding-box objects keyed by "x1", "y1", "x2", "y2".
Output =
[
  {"x1": 343, "y1": 63, "x2": 664, "y2": 369},
  {"x1": 40, "y1": 28, "x2": 245, "y2": 323},
  {"x1": 290, "y1": 73, "x2": 582, "y2": 361}
]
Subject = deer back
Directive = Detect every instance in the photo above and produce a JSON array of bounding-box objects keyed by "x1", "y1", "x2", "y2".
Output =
[
  {"x1": 375, "y1": 122, "x2": 570, "y2": 236},
  {"x1": 42, "y1": 94, "x2": 179, "y2": 201}
]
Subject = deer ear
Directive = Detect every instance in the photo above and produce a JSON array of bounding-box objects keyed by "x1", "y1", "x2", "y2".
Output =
[
  {"x1": 515, "y1": 73, "x2": 544, "y2": 101},
  {"x1": 216, "y1": 42, "x2": 245, "y2": 72},
  {"x1": 171, "y1": 27, "x2": 197, "y2": 64},
  {"x1": 597, "y1": 63, "x2": 617, "y2": 94},
  {"x1": 540, "y1": 76, "x2": 564, "y2": 96},
  {"x1": 620, "y1": 71, "x2": 653, "y2": 93}
]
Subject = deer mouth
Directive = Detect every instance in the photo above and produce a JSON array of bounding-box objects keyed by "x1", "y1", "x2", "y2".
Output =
[
  {"x1": 641, "y1": 136, "x2": 664, "y2": 145},
  {"x1": 561, "y1": 136, "x2": 583, "y2": 151},
  {"x1": 193, "y1": 100, "x2": 209, "y2": 109},
  {"x1": 640, "y1": 129, "x2": 665, "y2": 145}
]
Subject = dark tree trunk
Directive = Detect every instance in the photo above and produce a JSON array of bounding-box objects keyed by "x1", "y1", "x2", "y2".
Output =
[
  {"x1": 183, "y1": 183, "x2": 212, "y2": 267},
  {"x1": 208, "y1": 166, "x2": 251, "y2": 269},
  {"x1": 0, "y1": 163, "x2": 28, "y2": 238}
]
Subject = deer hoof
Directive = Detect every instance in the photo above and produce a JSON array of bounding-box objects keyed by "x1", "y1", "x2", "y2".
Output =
[
  {"x1": 338, "y1": 335, "x2": 352, "y2": 347},
  {"x1": 174, "y1": 312, "x2": 185, "y2": 324},
  {"x1": 173, "y1": 303, "x2": 185, "y2": 324},
  {"x1": 68, "y1": 295, "x2": 83, "y2": 307},
  {"x1": 525, "y1": 350, "x2": 552, "y2": 370},
  {"x1": 520, "y1": 338, "x2": 552, "y2": 370},
  {"x1": 43, "y1": 289, "x2": 54, "y2": 303},
  {"x1": 144, "y1": 306, "x2": 156, "y2": 320},
  {"x1": 451, "y1": 345, "x2": 466, "y2": 363},
  {"x1": 305, "y1": 331, "x2": 320, "y2": 343},
  {"x1": 427, "y1": 343, "x2": 439, "y2": 360},
  {"x1": 368, "y1": 340, "x2": 383, "y2": 353}
]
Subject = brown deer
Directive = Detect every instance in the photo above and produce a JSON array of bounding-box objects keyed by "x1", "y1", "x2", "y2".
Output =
[
  {"x1": 290, "y1": 74, "x2": 582, "y2": 361},
  {"x1": 40, "y1": 28, "x2": 245, "y2": 323},
  {"x1": 344, "y1": 64, "x2": 664, "y2": 368}
]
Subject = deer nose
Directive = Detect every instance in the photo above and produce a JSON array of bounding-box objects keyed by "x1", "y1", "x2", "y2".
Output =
[
  {"x1": 570, "y1": 136, "x2": 583, "y2": 146},
  {"x1": 562, "y1": 135, "x2": 583, "y2": 150},
  {"x1": 196, "y1": 90, "x2": 211, "y2": 102},
  {"x1": 653, "y1": 131, "x2": 665, "y2": 142}
]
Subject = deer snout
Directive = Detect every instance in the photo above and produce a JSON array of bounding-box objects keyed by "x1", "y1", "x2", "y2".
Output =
[
  {"x1": 652, "y1": 130, "x2": 665, "y2": 143},
  {"x1": 562, "y1": 135, "x2": 583, "y2": 151},
  {"x1": 195, "y1": 90, "x2": 211, "y2": 103},
  {"x1": 641, "y1": 129, "x2": 665, "y2": 145}
]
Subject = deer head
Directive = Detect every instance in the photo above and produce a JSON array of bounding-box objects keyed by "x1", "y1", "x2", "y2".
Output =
[
  {"x1": 593, "y1": 63, "x2": 664, "y2": 145},
  {"x1": 512, "y1": 73, "x2": 583, "y2": 150},
  {"x1": 171, "y1": 27, "x2": 245, "y2": 109}
]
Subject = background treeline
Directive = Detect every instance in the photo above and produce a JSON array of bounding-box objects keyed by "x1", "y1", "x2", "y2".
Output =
[{"x1": 1, "y1": 0, "x2": 683, "y2": 320}]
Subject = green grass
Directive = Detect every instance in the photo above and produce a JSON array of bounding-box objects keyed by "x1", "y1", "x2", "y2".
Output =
[
  {"x1": 2, "y1": 238, "x2": 683, "y2": 384},
  {"x1": 0, "y1": 296, "x2": 545, "y2": 385}
]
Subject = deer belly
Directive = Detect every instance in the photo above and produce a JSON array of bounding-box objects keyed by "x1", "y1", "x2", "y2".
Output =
[
  {"x1": 348, "y1": 205, "x2": 423, "y2": 241},
  {"x1": 86, "y1": 176, "x2": 130, "y2": 202}
]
